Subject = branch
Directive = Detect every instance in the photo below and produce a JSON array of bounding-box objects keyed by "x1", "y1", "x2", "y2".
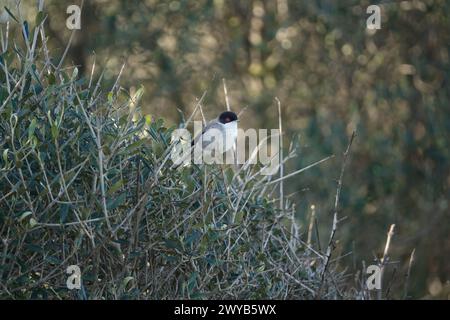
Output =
[{"x1": 316, "y1": 130, "x2": 356, "y2": 298}]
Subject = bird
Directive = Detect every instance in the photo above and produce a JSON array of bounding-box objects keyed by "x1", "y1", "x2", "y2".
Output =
[
  {"x1": 192, "y1": 111, "x2": 239, "y2": 156},
  {"x1": 172, "y1": 111, "x2": 239, "y2": 167}
]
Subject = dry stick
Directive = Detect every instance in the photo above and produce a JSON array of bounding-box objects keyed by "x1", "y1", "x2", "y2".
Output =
[
  {"x1": 0, "y1": 72, "x2": 27, "y2": 112},
  {"x1": 257, "y1": 154, "x2": 334, "y2": 188},
  {"x1": 222, "y1": 79, "x2": 239, "y2": 168},
  {"x1": 307, "y1": 205, "x2": 316, "y2": 247},
  {"x1": 223, "y1": 78, "x2": 231, "y2": 111},
  {"x1": 39, "y1": 17, "x2": 54, "y2": 73},
  {"x1": 237, "y1": 105, "x2": 248, "y2": 118},
  {"x1": 0, "y1": 229, "x2": 10, "y2": 282},
  {"x1": 314, "y1": 217, "x2": 322, "y2": 252},
  {"x1": 56, "y1": 0, "x2": 85, "y2": 71},
  {"x1": 34, "y1": 215, "x2": 119, "y2": 228},
  {"x1": 112, "y1": 62, "x2": 126, "y2": 93},
  {"x1": 276, "y1": 98, "x2": 297, "y2": 249},
  {"x1": 38, "y1": 0, "x2": 45, "y2": 12},
  {"x1": 361, "y1": 260, "x2": 370, "y2": 299},
  {"x1": 96, "y1": 117, "x2": 113, "y2": 232},
  {"x1": 29, "y1": 9, "x2": 44, "y2": 61},
  {"x1": 88, "y1": 54, "x2": 96, "y2": 89},
  {"x1": 198, "y1": 99, "x2": 206, "y2": 125},
  {"x1": 0, "y1": 20, "x2": 10, "y2": 53},
  {"x1": 56, "y1": 29, "x2": 75, "y2": 71},
  {"x1": 0, "y1": 39, "x2": 11, "y2": 94},
  {"x1": 17, "y1": 5, "x2": 31, "y2": 56},
  {"x1": 385, "y1": 266, "x2": 397, "y2": 299},
  {"x1": 378, "y1": 223, "x2": 396, "y2": 300},
  {"x1": 403, "y1": 248, "x2": 415, "y2": 299},
  {"x1": 275, "y1": 98, "x2": 283, "y2": 212},
  {"x1": 316, "y1": 131, "x2": 356, "y2": 298}
]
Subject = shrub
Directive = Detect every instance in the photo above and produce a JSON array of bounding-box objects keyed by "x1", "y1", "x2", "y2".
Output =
[{"x1": 0, "y1": 7, "x2": 349, "y2": 299}]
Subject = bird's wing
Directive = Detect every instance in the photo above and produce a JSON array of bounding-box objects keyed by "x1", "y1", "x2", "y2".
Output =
[{"x1": 191, "y1": 121, "x2": 223, "y2": 150}]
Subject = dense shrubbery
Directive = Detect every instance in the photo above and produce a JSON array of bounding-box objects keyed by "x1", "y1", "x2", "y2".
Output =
[
  {"x1": 0, "y1": 9, "x2": 353, "y2": 299},
  {"x1": 22, "y1": 0, "x2": 450, "y2": 298},
  {"x1": 4, "y1": 0, "x2": 448, "y2": 298}
]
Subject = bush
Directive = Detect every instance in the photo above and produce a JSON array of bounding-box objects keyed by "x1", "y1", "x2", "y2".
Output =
[{"x1": 0, "y1": 8, "x2": 350, "y2": 299}]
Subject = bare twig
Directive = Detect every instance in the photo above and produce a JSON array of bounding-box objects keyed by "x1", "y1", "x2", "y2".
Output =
[
  {"x1": 222, "y1": 78, "x2": 231, "y2": 111},
  {"x1": 260, "y1": 154, "x2": 334, "y2": 187},
  {"x1": 275, "y1": 97, "x2": 284, "y2": 212},
  {"x1": 56, "y1": 0, "x2": 85, "y2": 71},
  {"x1": 307, "y1": 205, "x2": 316, "y2": 247},
  {"x1": 96, "y1": 117, "x2": 112, "y2": 232},
  {"x1": 378, "y1": 223, "x2": 396, "y2": 299},
  {"x1": 317, "y1": 131, "x2": 356, "y2": 298},
  {"x1": 403, "y1": 248, "x2": 415, "y2": 299}
]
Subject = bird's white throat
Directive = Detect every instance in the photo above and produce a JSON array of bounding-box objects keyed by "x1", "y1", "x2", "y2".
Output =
[{"x1": 223, "y1": 121, "x2": 238, "y2": 152}]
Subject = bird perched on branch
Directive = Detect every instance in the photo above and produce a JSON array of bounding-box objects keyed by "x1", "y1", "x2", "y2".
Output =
[
  {"x1": 192, "y1": 111, "x2": 239, "y2": 155},
  {"x1": 172, "y1": 111, "x2": 239, "y2": 167}
]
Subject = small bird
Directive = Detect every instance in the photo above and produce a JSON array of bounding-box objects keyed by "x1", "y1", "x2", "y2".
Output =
[
  {"x1": 192, "y1": 111, "x2": 239, "y2": 156},
  {"x1": 171, "y1": 111, "x2": 239, "y2": 167}
]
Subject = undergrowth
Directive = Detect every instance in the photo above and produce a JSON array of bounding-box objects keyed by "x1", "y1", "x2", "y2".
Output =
[{"x1": 0, "y1": 4, "x2": 356, "y2": 299}]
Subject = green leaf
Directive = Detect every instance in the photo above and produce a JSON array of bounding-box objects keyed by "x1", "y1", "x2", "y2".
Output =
[
  {"x1": 3, "y1": 7, "x2": 19, "y2": 23},
  {"x1": 22, "y1": 21, "x2": 29, "y2": 40},
  {"x1": 107, "y1": 91, "x2": 114, "y2": 103},
  {"x1": 122, "y1": 276, "x2": 134, "y2": 289},
  {"x1": 60, "y1": 203, "x2": 70, "y2": 223},
  {"x1": 2, "y1": 149, "x2": 9, "y2": 163},
  {"x1": 188, "y1": 271, "x2": 198, "y2": 292},
  {"x1": 26, "y1": 244, "x2": 43, "y2": 253},
  {"x1": 131, "y1": 85, "x2": 144, "y2": 104},
  {"x1": 74, "y1": 233, "x2": 83, "y2": 248},
  {"x1": 107, "y1": 179, "x2": 123, "y2": 195},
  {"x1": 45, "y1": 256, "x2": 62, "y2": 265},
  {"x1": 51, "y1": 123, "x2": 59, "y2": 139},
  {"x1": 224, "y1": 167, "x2": 234, "y2": 185},
  {"x1": 234, "y1": 211, "x2": 245, "y2": 224},
  {"x1": 35, "y1": 11, "x2": 45, "y2": 26},
  {"x1": 122, "y1": 139, "x2": 145, "y2": 155},
  {"x1": 23, "y1": 72, "x2": 31, "y2": 95},
  {"x1": 71, "y1": 67, "x2": 79, "y2": 80},
  {"x1": 144, "y1": 114, "x2": 152, "y2": 126},
  {"x1": 119, "y1": 114, "x2": 128, "y2": 127},
  {"x1": 46, "y1": 73, "x2": 56, "y2": 85},
  {"x1": 163, "y1": 238, "x2": 183, "y2": 251},
  {"x1": 184, "y1": 229, "x2": 201, "y2": 246},
  {"x1": 28, "y1": 118, "x2": 37, "y2": 140},
  {"x1": 106, "y1": 192, "x2": 127, "y2": 210},
  {"x1": 29, "y1": 218, "x2": 38, "y2": 228},
  {"x1": 18, "y1": 211, "x2": 32, "y2": 222},
  {"x1": 152, "y1": 141, "x2": 164, "y2": 157}
]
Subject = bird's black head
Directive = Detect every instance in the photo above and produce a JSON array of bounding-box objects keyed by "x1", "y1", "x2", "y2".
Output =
[{"x1": 218, "y1": 111, "x2": 238, "y2": 124}]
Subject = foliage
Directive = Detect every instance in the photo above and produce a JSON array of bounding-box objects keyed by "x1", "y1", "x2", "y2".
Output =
[
  {"x1": 53, "y1": 0, "x2": 450, "y2": 299},
  {"x1": 0, "y1": 9, "x2": 350, "y2": 299},
  {"x1": 3, "y1": 0, "x2": 449, "y2": 299}
]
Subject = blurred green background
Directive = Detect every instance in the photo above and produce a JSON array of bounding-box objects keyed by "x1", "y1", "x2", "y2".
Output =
[{"x1": 12, "y1": 0, "x2": 450, "y2": 298}]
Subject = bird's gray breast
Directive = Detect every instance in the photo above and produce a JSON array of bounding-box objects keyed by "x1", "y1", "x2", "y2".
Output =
[{"x1": 193, "y1": 122, "x2": 227, "y2": 151}]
